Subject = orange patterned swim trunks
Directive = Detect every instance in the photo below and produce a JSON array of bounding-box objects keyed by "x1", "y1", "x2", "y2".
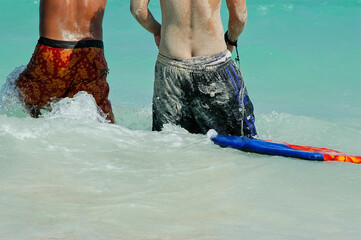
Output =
[{"x1": 16, "y1": 37, "x2": 115, "y2": 123}]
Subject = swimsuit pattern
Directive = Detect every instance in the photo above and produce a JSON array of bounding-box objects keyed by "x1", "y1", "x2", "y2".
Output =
[{"x1": 16, "y1": 38, "x2": 114, "y2": 122}]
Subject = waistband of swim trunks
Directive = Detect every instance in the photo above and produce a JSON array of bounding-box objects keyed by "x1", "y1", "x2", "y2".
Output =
[
  {"x1": 38, "y1": 37, "x2": 104, "y2": 49},
  {"x1": 157, "y1": 50, "x2": 231, "y2": 69}
]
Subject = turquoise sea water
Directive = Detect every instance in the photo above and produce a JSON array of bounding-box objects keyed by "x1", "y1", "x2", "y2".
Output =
[{"x1": 0, "y1": 0, "x2": 361, "y2": 239}]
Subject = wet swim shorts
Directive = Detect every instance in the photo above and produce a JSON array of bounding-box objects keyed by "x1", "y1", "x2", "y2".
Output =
[
  {"x1": 16, "y1": 37, "x2": 114, "y2": 123},
  {"x1": 153, "y1": 51, "x2": 257, "y2": 137}
]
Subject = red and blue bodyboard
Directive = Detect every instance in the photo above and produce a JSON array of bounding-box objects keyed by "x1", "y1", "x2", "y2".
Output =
[{"x1": 211, "y1": 135, "x2": 361, "y2": 164}]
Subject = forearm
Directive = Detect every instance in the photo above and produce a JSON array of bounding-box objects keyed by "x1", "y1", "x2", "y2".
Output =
[
  {"x1": 226, "y1": 0, "x2": 247, "y2": 42},
  {"x1": 130, "y1": 1, "x2": 161, "y2": 36}
]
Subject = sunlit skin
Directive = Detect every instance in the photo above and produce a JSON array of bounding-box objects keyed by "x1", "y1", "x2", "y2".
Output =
[
  {"x1": 130, "y1": 0, "x2": 247, "y2": 59},
  {"x1": 40, "y1": 0, "x2": 107, "y2": 41}
]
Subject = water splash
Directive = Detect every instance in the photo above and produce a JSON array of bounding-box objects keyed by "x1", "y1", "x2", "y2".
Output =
[
  {"x1": 0, "y1": 67, "x2": 106, "y2": 122},
  {"x1": 43, "y1": 91, "x2": 108, "y2": 123},
  {"x1": 0, "y1": 66, "x2": 27, "y2": 117}
]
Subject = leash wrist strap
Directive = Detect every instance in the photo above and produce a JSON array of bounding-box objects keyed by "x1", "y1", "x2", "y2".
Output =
[
  {"x1": 224, "y1": 31, "x2": 238, "y2": 47},
  {"x1": 225, "y1": 31, "x2": 240, "y2": 68}
]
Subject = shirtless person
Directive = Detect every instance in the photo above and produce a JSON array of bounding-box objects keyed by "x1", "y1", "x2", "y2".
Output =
[
  {"x1": 16, "y1": 0, "x2": 114, "y2": 123},
  {"x1": 130, "y1": 0, "x2": 257, "y2": 136}
]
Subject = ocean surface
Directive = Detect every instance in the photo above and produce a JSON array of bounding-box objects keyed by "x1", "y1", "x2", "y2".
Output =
[{"x1": 0, "y1": 0, "x2": 361, "y2": 239}]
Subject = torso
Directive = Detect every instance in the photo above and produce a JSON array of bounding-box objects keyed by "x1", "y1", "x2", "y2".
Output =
[
  {"x1": 159, "y1": 0, "x2": 226, "y2": 59},
  {"x1": 39, "y1": 0, "x2": 107, "y2": 41}
]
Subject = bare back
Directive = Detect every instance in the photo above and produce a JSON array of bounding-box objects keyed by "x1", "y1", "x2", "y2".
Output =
[
  {"x1": 159, "y1": 0, "x2": 226, "y2": 59},
  {"x1": 40, "y1": 0, "x2": 107, "y2": 41}
]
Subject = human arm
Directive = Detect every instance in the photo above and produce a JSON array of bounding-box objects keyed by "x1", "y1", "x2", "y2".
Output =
[
  {"x1": 130, "y1": 0, "x2": 161, "y2": 47},
  {"x1": 225, "y1": 0, "x2": 247, "y2": 52}
]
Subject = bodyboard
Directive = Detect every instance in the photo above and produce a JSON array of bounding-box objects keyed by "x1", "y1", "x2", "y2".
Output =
[{"x1": 211, "y1": 135, "x2": 361, "y2": 163}]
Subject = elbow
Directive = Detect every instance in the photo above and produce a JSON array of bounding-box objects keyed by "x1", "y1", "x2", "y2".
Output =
[
  {"x1": 130, "y1": 3, "x2": 146, "y2": 22},
  {"x1": 242, "y1": 10, "x2": 248, "y2": 25},
  {"x1": 229, "y1": 7, "x2": 247, "y2": 30},
  {"x1": 236, "y1": 8, "x2": 247, "y2": 27},
  {"x1": 130, "y1": 3, "x2": 138, "y2": 18}
]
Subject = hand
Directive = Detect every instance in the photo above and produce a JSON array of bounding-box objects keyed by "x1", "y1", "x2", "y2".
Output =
[
  {"x1": 224, "y1": 31, "x2": 237, "y2": 53},
  {"x1": 154, "y1": 34, "x2": 161, "y2": 48},
  {"x1": 226, "y1": 43, "x2": 234, "y2": 53}
]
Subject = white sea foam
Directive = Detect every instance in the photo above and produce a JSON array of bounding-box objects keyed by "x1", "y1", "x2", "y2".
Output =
[
  {"x1": 258, "y1": 5, "x2": 268, "y2": 15},
  {"x1": 43, "y1": 91, "x2": 108, "y2": 123},
  {"x1": 0, "y1": 65, "x2": 26, "y2": 117},
  {"x1": 0, "y1": 107, "x2": 361, "y2": 240},
  {"x1": 283, "y1": 4, "x2": 294, "y2": 12}
]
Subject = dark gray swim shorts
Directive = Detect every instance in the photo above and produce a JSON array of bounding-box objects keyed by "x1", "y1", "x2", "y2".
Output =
[{"x1": 153, "y1": 51, "x2": 257, "y2": 137}]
